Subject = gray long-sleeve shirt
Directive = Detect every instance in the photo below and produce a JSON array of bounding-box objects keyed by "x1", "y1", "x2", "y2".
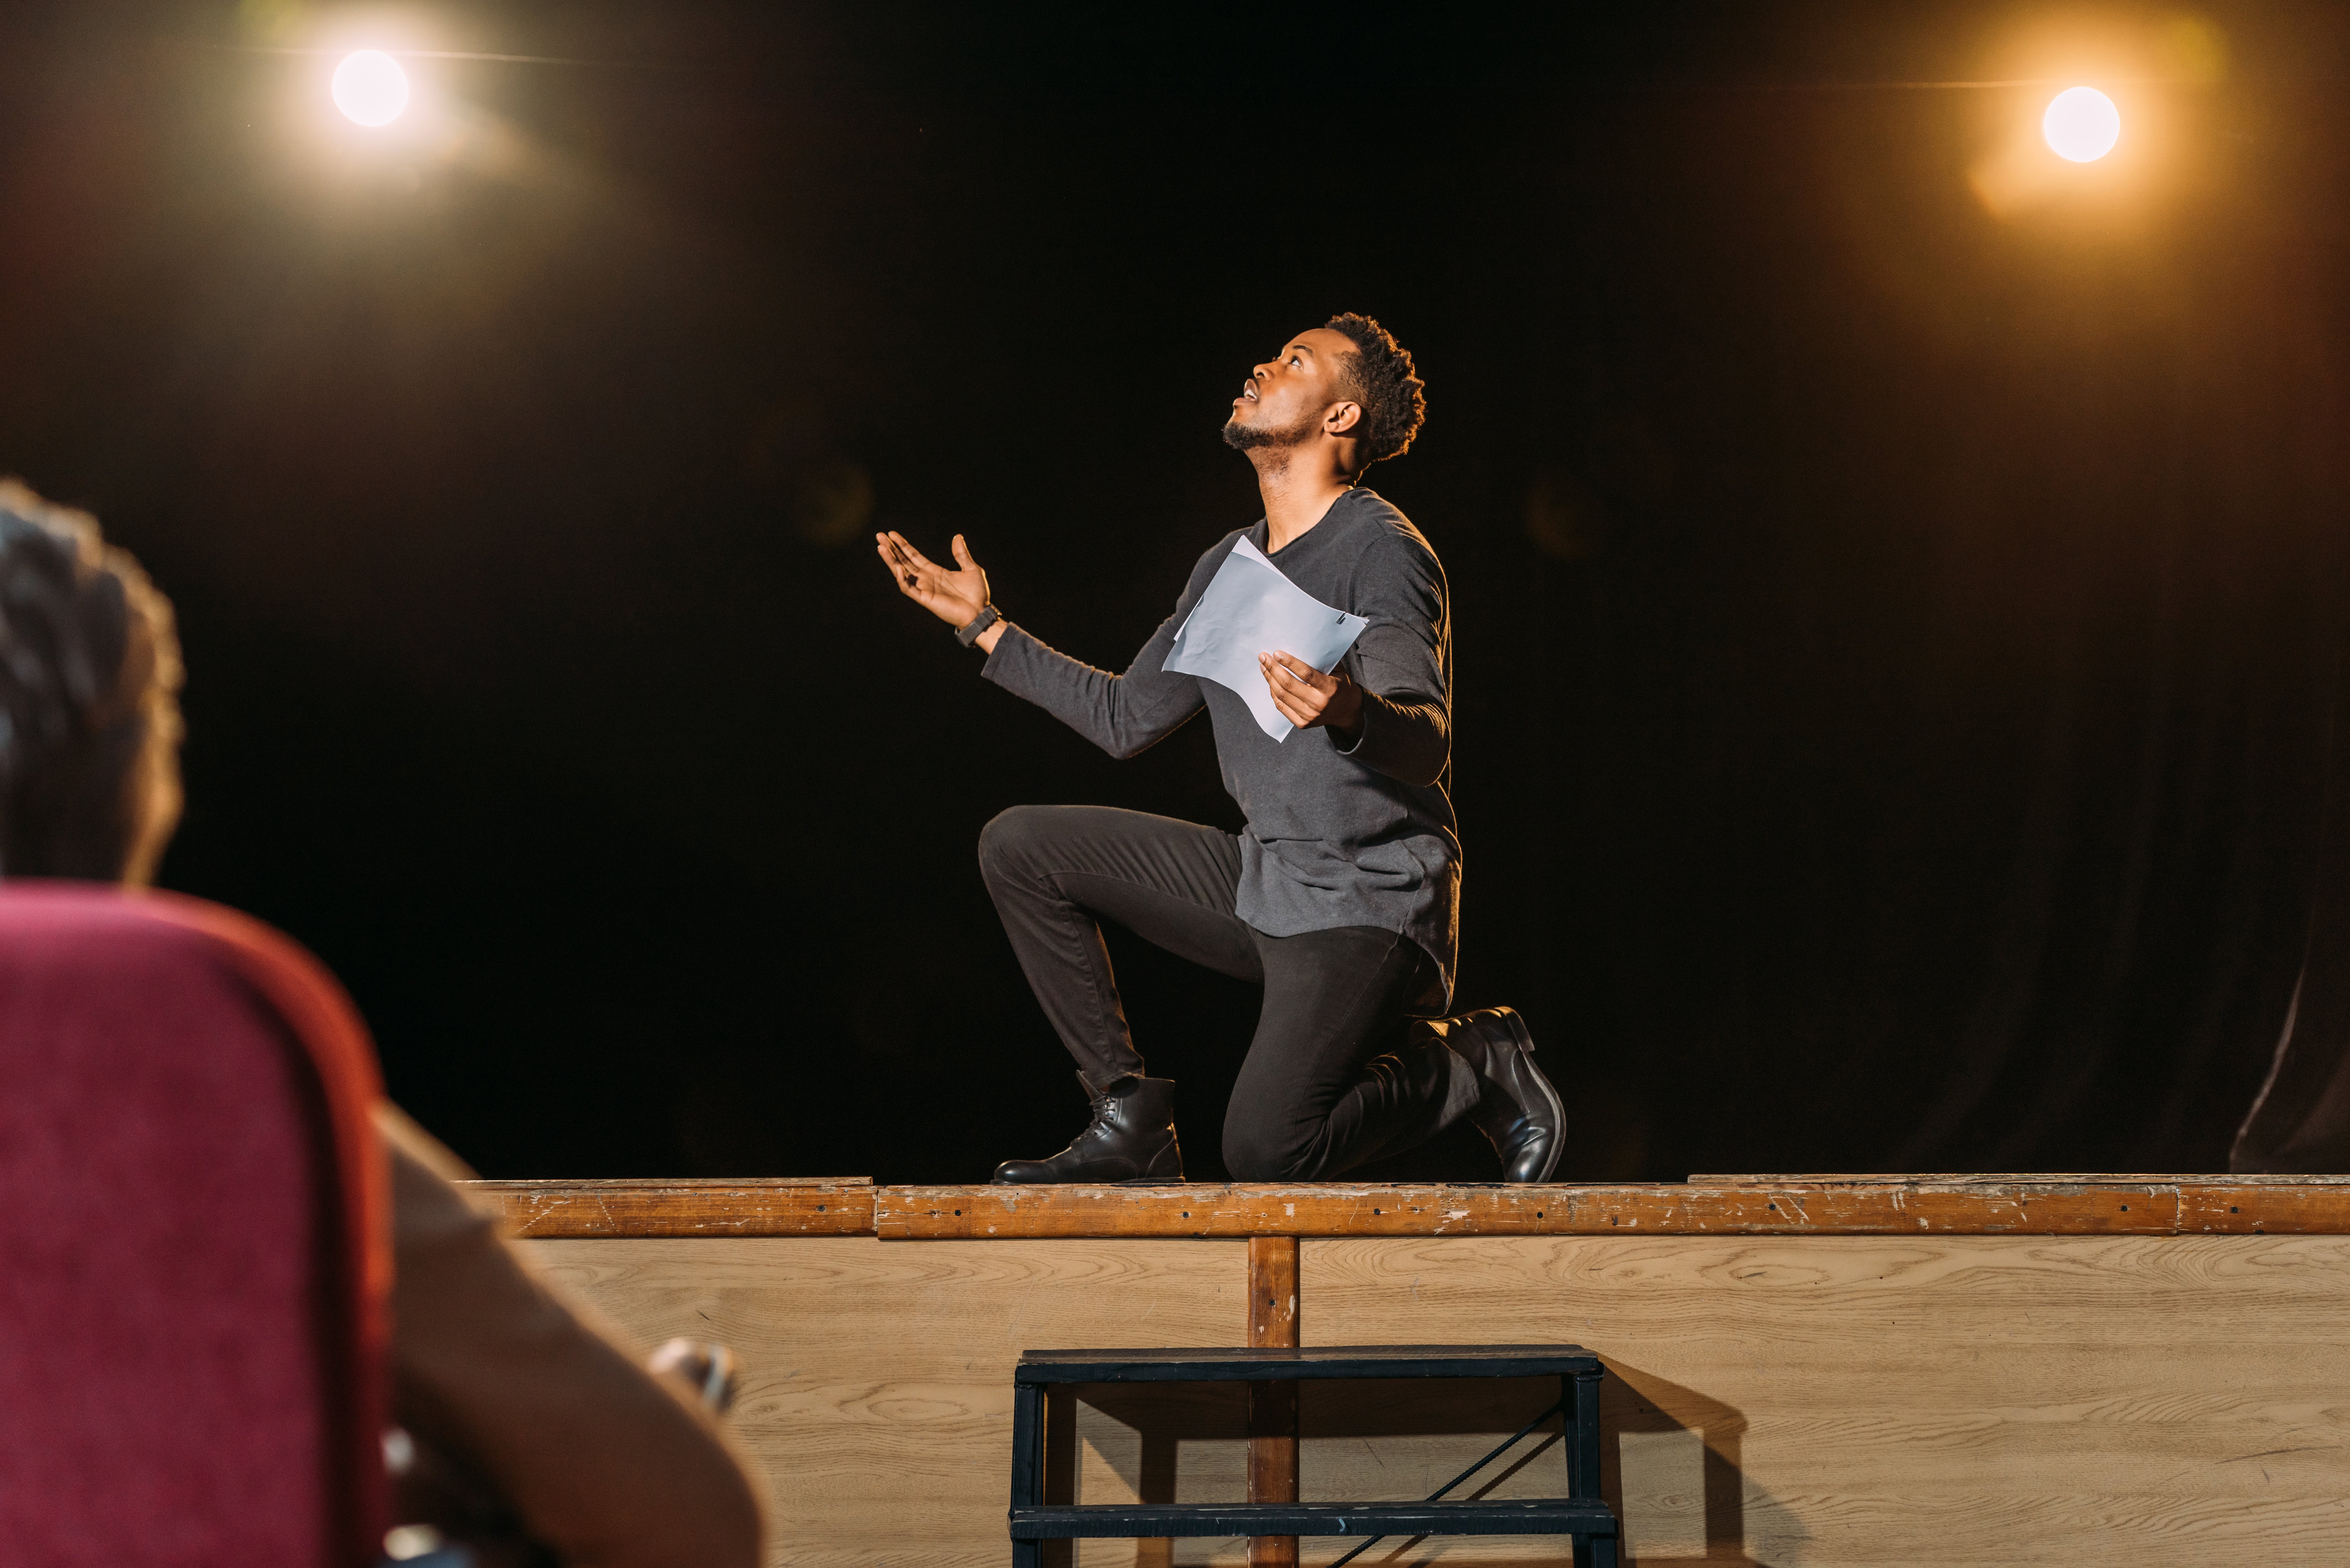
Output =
[{"x1": 982, "y1": 486, "x2": 1460, "y2": 1008}]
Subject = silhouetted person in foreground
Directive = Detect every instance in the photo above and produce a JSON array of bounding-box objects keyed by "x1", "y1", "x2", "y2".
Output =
[
  {"x1": 879, "y1": 315, "x2": 1566, "y2": 1184},
  {"x1": 0, "y1": 480, "x2": 765, "y2": 1568}
]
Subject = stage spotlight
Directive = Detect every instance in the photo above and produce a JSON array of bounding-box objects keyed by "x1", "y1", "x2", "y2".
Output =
[
  {"x1": 2043, "y1": 86, "x2": 2120, "y2": 162},
  {"x1": 332, "y1": 50, "x2": 410, "y2": 127}
]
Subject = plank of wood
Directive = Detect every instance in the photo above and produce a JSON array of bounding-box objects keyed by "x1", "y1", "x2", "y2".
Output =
[
  {"x1": 447, "y1": 1178, "x2": 2350, "y2": 1241},
  {"x1": 476, "y1": 1176, "x2": 873, "y2": 1187},
  {"x1": 1245, "y1": 1237, "x2": 1300, "y2": 1568},
  {"x1": 465, "y1": 1178, "x2": 876, "y2": 1237},
  {"x1": 1306, "y1": 1233, "x2": 2350, "y2": 1565},
  {"x1": 2182, "y1": 1182, "x2": 2350, "y2": 1231},
  {"x1": 1690, "y1": 1172, "x2": 2350, "y2": 1185},
  {"x1": 879, "y1": 1180, "x2": 2350, "y2": 1237},
  {"x1": 1246, "y1": 1236, "x2": 1300, "y2": 1345}
]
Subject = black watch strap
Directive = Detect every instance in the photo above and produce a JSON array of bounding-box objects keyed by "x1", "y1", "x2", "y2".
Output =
[{"x1": 955, "y1": 604, "x2": 1002, "y2": 648}]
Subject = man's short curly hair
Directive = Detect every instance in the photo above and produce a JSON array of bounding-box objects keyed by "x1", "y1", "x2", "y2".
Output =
[
  {"x1": 1324, "y1": 312, "x2": 1427, "y2": 469},
  {"x1": 0, "y1": 480, "x2": 183, "y2": 884}
]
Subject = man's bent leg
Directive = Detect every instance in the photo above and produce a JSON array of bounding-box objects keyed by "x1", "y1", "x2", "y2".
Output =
[
  {"x1": 980, "y1": 805, "x2": 1260, "y2": 1184},
  {"x1": 977, "y1": 804, "x2": 1258, "y2": 1086},
  {"x1": 1220, "y1": 928, "x2": 1474, "y2": 1181}
]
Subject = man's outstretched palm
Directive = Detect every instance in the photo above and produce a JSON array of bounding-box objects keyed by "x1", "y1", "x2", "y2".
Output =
[{"x1": 876, "y1": 530, "x2": 989, "y2": 628}]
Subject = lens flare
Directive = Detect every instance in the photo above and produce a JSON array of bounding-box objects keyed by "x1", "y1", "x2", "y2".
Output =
[
  {"x1": 332, "y1": 50, "x2": 410, "y2": 127},
  {"x1": 2042, "y1": 86, "x2": 2120, "y2": 162}
]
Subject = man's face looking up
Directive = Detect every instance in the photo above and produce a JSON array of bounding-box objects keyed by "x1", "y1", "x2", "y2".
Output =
[{"x1": 1224, "y1": 328, "x2": 1361, "y2": 452}]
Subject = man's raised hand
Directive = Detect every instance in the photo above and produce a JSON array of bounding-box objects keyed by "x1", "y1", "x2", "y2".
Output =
[{"x1": 876, "y1": 531, "x2": 991, "y2": 629}]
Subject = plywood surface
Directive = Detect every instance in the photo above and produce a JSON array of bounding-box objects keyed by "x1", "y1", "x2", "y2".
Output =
[
  {"x1": 525, "y1": 1235, "x2": 1244, "y2": 1568},
  {"x1": 1305, "y1": 1233, "x2": 2350, "y2": 1565},
  {"x1": 526, "y1": 1228, "x2": 2350, "y2": 1566}
]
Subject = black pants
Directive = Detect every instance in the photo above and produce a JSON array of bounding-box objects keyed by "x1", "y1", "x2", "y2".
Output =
[{"x1": 978, "y1": 804, "x2": 1472, "y2": 1180}]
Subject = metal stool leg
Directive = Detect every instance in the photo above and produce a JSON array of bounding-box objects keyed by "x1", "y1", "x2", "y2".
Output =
[
  {"x1": 1011, "y1": 1382, "x2": 1045, "y2": 1568},
  {"x1": 1568, "y1": 1369, "x2": 1605, "y2": 1567},
  {"x1": 1569, "y1": 1370, "x2": 1603, "y2": 1498}
]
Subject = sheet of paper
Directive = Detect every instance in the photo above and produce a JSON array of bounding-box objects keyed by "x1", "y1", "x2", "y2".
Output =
[{"x1": 1162, "y1": 535, "x2": 1369, "y2": 741}]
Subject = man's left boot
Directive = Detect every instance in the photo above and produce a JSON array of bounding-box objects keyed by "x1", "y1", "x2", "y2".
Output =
[
  {"x1": 990, "y1": 1073, "x2": 1185, "y2": 1185},
  {"x1": 1417, "y1": 1006, "x2": 1565, "y2": 1183}
]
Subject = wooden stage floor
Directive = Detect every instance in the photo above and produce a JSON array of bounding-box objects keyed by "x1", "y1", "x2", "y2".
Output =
[{"x1": 469, "y1": 1175, "x2": 2350, "y2": 1567}]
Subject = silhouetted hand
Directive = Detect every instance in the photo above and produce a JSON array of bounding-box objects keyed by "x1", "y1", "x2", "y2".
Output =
[{"x1": 1260, "y1": 650, "x2": 1363, "y2": 740}]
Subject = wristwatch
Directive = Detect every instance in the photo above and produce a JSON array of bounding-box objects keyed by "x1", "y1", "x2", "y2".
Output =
[{"x1": 955, "y1": 604, "x2": 1002, "y2": 648}]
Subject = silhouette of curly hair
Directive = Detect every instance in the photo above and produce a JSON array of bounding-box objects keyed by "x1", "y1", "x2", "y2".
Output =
[
  {"x1": 1324, "y1": 312, "x2": 1428, "y2": 469},
  {"x1": 0, "y1": 481, "x2": 182, "y2": 883}
]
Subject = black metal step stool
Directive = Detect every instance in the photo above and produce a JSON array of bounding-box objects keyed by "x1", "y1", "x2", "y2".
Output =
[{"x1": 1010, "y1": 1344, "x2": 1619, "y2": 1567}]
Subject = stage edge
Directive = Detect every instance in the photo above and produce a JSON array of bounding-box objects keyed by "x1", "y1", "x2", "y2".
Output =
[{"x1": 458, "y1": 1177, "x2": 2350, "y2": 1238}]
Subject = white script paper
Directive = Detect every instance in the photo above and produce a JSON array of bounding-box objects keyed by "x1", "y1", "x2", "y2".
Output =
[{"x1": 1162, "y1": 536, "x2": 1369, "y2": 741}]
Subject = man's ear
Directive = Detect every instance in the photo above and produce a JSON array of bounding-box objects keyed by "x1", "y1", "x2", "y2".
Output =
[{"x1": 1324, "y1": 400, "x2": 1364, "y2": 436}]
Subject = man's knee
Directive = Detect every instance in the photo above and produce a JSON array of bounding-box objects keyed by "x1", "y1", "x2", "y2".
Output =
[
  {"x1": 1222, "y1": 1115, "x2": 1314, "y2": 1183},
  {"x1": 977, "y1": 804, "x2": 1058, "y2": 882}
]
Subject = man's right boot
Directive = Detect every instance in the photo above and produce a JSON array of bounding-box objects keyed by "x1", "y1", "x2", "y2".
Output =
[
  {"x1": 1416, "y1": 1007, "x2": 1566, "y2": 1183},
  {"x1": 991, "y1": 1073, "x2": 1185, "y2": 1184}
]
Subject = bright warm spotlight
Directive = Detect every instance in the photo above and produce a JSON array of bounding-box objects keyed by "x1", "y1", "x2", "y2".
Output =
[
  {"x1": 332, "y1": 50, "x2": 410, "y2": 127},
  {"x1": 2042, "y1": 86, "x2": 2120, "y2": 162}
]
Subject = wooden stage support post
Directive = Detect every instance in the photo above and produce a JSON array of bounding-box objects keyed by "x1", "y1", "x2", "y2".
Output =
[{"x1": 1247, "y1": 1234, "x2": 1300, "y2": 1568}]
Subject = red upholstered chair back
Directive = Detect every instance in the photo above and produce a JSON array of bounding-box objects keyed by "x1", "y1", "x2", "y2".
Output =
[{"x1": 0, "y1": 885, "x2": 390, "y2": 1568}]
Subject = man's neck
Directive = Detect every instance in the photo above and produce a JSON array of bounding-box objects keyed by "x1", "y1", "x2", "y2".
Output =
[{"x1": 1252, "y1": 450, "x2": 1356, "y2": 553}]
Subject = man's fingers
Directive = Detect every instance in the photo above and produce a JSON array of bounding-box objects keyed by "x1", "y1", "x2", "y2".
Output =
[
  {"x1": 1261, "y1": 657, "x2": 1323, "y2": 702},
  {"x1": 886, "y1": 534, "x2": 946, "y2": 587},
  {"x1": 885, "y1": 532, "x2": 942, "y2": 574},
  {"x1": 1261, "y1": 660, "x2": 1325, "y2": 726},
  {"x1": 877, "y1": 540, "x2": 920, "y2": 595},
  {"x1": 951, "y1": 533, "x2": 980, "y2": 569},
  {"x1": 1270, "y1": 651, "x2": 1330, "y2": 688}
]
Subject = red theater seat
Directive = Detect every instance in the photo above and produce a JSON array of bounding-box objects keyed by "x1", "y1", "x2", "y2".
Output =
[{"x1": 0, "y1": 884, "x2": 389, "y2": 1568}]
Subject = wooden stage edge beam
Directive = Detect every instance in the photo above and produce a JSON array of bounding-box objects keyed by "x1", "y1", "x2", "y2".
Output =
[{"x1": 461, "y1": 1175, "x2": 2350, "y2": 1239}]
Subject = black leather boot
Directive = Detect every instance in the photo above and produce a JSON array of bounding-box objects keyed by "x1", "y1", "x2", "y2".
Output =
[
  {"x1": 1417, "y1": 1007, "x2": 1565, "y2": 1183},
  {"x1": 991, "y1": 1073, "x2": 1185, "y2": 1184}
]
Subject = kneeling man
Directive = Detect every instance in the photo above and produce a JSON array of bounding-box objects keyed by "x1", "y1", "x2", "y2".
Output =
[{"x1": 878, "y1": 313, "x2": 1564, "y2": 1184}]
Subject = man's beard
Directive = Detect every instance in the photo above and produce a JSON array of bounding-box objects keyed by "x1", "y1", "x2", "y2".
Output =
[{"x1": 1223, "y1": 407, "x2": 1318, "y2": 454}]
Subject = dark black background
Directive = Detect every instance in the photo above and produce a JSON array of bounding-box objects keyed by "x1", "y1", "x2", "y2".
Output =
[{"x1": 2, "y1": 2, "x2": 2344, "y2": 1181}]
